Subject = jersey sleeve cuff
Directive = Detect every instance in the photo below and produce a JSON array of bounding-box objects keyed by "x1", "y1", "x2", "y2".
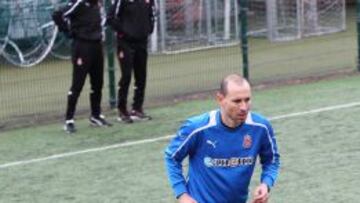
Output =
[
  {"x1": 174, "y1": 184, "x2": 188, "y2": 199},
  {"x1": 261, "y1": 176, "x2": 274, "y2": 189}
]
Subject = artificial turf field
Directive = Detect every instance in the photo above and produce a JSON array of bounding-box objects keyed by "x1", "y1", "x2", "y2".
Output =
[{"x1": 0, "y1": 74, "x2": 359, "y2": 202}]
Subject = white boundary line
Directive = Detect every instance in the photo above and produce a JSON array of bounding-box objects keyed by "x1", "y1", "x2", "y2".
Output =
[
  {"x1": 1, "y1": 102, "x2": 360, "y2": 169},
  {"x1": 270, "y1": 102, "x2": 360, "y2": 120}
]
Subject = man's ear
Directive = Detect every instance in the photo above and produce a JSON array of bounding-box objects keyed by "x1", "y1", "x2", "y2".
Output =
[{"x1": 216, "y1": 91, "x2": 224, "y2": 104}]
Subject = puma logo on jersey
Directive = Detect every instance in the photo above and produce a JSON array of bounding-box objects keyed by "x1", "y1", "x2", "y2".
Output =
[{"x1": 206, "y1": 140, "x2": 217, "y2": 148}]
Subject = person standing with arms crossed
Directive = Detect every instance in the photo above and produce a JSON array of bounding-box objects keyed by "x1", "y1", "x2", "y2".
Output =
[
  {"x1": 53, "y1": 0, "x2": 112, "y2": 133},
  {"x1": 164, "y1": 74, "x2": 280, "y2": 203},
  {"x1": 107, "y1": 0, "x2": 156, "y2": 123}
]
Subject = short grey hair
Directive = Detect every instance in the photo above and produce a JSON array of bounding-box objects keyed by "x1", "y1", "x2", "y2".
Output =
[{"x1": 219, "y1": 74, "x2": 249, "y2": 95}]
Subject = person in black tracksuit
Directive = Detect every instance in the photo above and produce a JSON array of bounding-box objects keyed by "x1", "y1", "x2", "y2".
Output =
[
  {"x1": 53, "y1": 0, "x2": 111, "y2": 133},
  {"x1": 107, "y1": 0, "x2": 156, "y2": 123}
]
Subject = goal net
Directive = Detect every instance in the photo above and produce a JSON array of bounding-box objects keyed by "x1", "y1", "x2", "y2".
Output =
[
  {"x1": 0, "y1": 0, "x2": 347, "y2": 66},
  {"x1": 155, "y1": 0, "x2": 240, "y2": 53},
  {"x1": 153, "y1": 0, "x2": 346, "y2": 53},
  {"x1": 0, "y1": 0, "x2": 57, "y2": 67},
  {"x1": 248, "y1": 0, "x2": 346, "y2": 42}
]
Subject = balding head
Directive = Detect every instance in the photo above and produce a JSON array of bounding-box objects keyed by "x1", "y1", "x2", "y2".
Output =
[
  {"x1": 219, "y1": 74, "x2": 250, "y2": 96},
  {"x1": 216, "y1": 74, "x2": 252, "y2": 127}
]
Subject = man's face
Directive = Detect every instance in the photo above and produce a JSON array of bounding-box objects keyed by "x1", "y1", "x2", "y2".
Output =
[{"x1": 217, "y1": 81, "x2": 251, "y2": 125}]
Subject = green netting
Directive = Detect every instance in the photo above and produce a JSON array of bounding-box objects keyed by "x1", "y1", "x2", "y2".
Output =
[
  {"x1": 0, "y1": 2, "x2": 358, "y2": 130},
  {"x1": 51, "y1": 32, "x2": 71, "y2": 60}
]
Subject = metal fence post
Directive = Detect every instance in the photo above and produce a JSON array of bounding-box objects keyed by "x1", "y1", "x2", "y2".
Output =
[
  {"x1": 239, "y1": 0, "x2": 249, "y2": 80},
  {"x1": 104, "y1": 0, "x2": 116, "y2": 108},
  {"x1": 357, "y1": 0, "x2": 360, "y2": 71}
]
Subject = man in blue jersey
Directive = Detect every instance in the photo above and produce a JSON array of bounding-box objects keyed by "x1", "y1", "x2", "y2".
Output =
[{"x1": 164, "y1": 74, "x2": 280, "y2": 203}]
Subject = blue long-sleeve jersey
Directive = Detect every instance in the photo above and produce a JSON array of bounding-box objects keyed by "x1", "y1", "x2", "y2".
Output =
[{"x1": 164, "y1": 110, "x2": 280, "y2": 203}]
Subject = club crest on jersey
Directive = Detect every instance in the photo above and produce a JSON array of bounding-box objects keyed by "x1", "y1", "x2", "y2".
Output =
[
  {"x1": 76, "y1": 57, "x2": 83, "y2": 66},
  {"x1": 119, "y1": 51, "x2": 124, "y2": 59},
  {"x1": 242, "y1": 134, "x2": 252, "y2": 149}
]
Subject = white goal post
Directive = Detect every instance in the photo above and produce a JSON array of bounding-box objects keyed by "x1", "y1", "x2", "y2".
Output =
[
  {"x1": 151, "y1": 0, "x2": 346, "y2": 53},
  {"x1": 152, "y1": 0, "x2": 240, "y2": 53}
]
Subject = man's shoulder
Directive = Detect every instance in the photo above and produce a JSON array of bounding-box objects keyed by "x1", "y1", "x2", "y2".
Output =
[
  {"x1": 247, "y1": 112, "x2": 271, "y2": 126},
  {"x1": 182, "y1": 110, "x2": 218, "y2": 131},
  {"x1": 188, "y1": 110, "x2": 216, "y2": 123},
  {"x1": 67, "y1": 0, "x2": 81, "y2": 5}
]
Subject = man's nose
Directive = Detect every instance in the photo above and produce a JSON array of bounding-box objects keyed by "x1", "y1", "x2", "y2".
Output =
[{"x1": 238, "y1": 101, "x2": 248, "y2": 110}]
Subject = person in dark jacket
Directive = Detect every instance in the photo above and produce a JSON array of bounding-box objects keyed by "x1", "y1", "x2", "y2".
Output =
[
  {"x1": 107, "y1": 0, "x2": 156, "y2": 123},
  {"x1": 53, "y1": 0, "x2": 112, "y2": 133}
]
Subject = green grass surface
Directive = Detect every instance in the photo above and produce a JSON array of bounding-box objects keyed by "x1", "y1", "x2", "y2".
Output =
[{"x1": 0, "y1": 75, "x2": 360, "y2": 202}]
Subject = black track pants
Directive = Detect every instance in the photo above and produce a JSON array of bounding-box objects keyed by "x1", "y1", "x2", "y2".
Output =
[
  {"x1": 116, "y1": 39, "x2": 148, "y2": 111},
  {"x1": 65, "y1": 39, "x2": 104, "y2": 120}
]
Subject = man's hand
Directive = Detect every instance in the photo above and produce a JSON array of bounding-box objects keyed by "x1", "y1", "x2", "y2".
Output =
[
  {"x1": 252, "y1": 183, "x2": 269, "y2": 203},
  {"x1": 178, "y1": 193, "x2": 198, "y2": 203}
]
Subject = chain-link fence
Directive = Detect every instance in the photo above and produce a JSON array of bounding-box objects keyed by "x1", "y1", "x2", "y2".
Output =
[{"x1": 0, "y1": 0, "x2": 357, "y2": 130}]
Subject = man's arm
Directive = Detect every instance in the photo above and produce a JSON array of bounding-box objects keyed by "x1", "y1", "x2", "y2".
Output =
[
  {"x1": 252, "y1": 121, "x2": 280, "y2": 203},
  {"x1": 164, "y1": 120, "x2": 197, "y2": 199},
  {"x1": 149, "y1": 0, "x2": 157, "y2": 34},
  {"x1": 252, "y1": 183, "x2": 269, "y2": 203},
  {"x1": 259, "y1": 121, "x2": 280, "y2": 190},
  {"x1": 62, "y1": 0, "x2": 83, "y2": 18},
  {"x1": 52, "y1": 0, "x2": 81, "y2": 35},
  {"x1": 177, "y1": 193, "x2": 198, "y2": 203},
  {"x1": 106, "y1": 0, "x2": 122, "y2": 32}
]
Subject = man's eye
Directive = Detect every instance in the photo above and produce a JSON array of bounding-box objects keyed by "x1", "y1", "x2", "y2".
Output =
[{"x1": 232, "y1": 98, "x2": 250, "y2": 103}]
